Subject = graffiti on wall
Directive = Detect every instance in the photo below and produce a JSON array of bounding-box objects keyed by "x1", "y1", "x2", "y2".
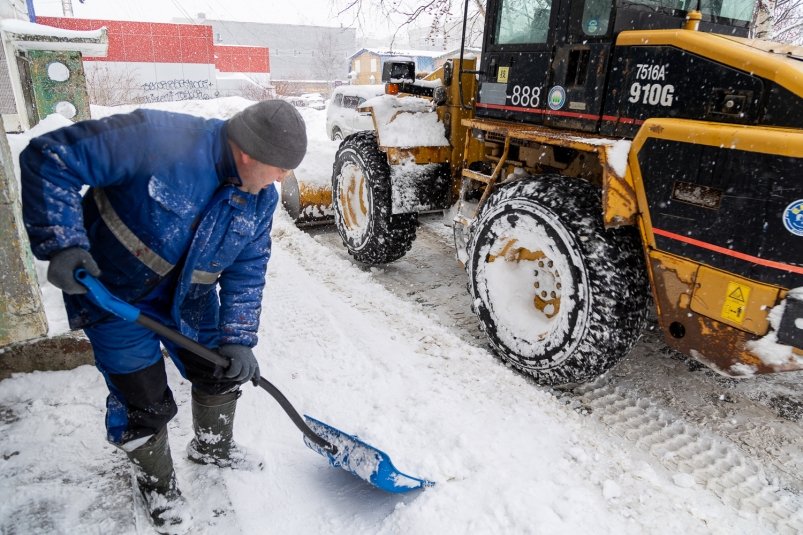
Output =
[
  {"x1": 141, "y1": 79, "x2": 213, "y2": 91},
  {"x1": 140, "y1": 78, "x2": 220, "y2": 103}
]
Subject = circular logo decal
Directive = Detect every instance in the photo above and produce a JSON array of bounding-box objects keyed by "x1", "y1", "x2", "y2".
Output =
[
  {"x1": 548, "y1": 86, "x2": 566, "y2": 110},
  {"x1": 783, "y1": 199, "x2": 803, "y2": 236}
]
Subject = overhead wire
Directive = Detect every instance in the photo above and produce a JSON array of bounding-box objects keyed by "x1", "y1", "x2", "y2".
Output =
[{"x1": 168, "y1": 0, "x2": 198, "y2": 23}]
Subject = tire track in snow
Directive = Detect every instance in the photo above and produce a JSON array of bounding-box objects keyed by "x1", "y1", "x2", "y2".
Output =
[
  {"x1": 570, "y1": 378, "x2": 803, "y2": 534},
  {"x1": 277, "y1": 212, "x2": 803, "y2": 533}
]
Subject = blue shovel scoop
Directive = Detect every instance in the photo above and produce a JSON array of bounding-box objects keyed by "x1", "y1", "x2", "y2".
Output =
[{"x1": 74, "y1": 269, "x2": 432, "y2": 493}]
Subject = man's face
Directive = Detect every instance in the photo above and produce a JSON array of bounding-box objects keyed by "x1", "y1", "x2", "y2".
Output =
[{"x1": 234, "y1": 147, "x2": 291, "y2": 194}]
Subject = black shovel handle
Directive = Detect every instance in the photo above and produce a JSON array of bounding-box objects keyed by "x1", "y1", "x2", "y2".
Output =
[{"x1": 74, "y1": 269, "x2": 337, "y2": 454}]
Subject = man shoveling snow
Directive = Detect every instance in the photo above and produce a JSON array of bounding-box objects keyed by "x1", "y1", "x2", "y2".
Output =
[{"x1": 19, "y1": 100, "x2": 307, "y2": 533}]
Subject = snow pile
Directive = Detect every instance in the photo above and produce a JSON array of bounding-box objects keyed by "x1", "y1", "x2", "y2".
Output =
[
  {"x1": 6, "y1": 113, "x2": 74, "y2": 192},
  {"x1": 389, "y1": 157, "x2": 445, "y2": 213},
  {"x1": 606, "y1": 139, "x2": 632, "y2": 178},
  {"x1": 293, "y1": 106, "x2": 340, "y2": 188},
  {"x1": 746, "y1": 287, "x2": 803, "y2": 368},
  {"x1": 90, "y1": 95, "x2": 254, "y2": 121},
  {"x1": 362, "y1": 94, "x2": 448, "y2": 148}
]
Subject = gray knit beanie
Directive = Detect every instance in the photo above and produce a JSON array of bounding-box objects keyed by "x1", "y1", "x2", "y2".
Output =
[{"x1": 226, "y1": 100, "x2": 307, "y2": 169}]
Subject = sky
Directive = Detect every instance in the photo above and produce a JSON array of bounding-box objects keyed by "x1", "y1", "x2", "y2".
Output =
[
  {"x1": 28, "y1": 0, "x2": 480, "y2": 46},
  {"x1": 29, "y1": 0, "x2": 440, "y2": 40},
  {"x1": 33, "y1": 0, "x2": 348, "y2": 26}
]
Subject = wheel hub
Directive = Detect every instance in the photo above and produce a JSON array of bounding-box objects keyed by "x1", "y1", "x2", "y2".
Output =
[
  {"x1": 487, "y1": 238, "x2": 562, "y2": 323},
  {"x1": 338, "y1": 162, "x2": 369, "y2": 235}
]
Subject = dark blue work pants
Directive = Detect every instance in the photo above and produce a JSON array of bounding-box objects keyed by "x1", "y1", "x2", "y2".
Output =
[{"x1": 83, "y1": 280, "x2": 237, "y2": 447}]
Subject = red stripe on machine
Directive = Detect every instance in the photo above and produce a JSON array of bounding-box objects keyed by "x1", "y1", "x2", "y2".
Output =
[
  {"x1": 474, "y1": 103, "x2": 643, "y2": 125},
  {"x1": 653, "y1": 227, "x2": 803, "y2": 274}
]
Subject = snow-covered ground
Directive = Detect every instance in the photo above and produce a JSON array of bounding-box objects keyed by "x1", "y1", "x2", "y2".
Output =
[{"x1": 1, "y1": 99, "x2": 801, "y2": 534}]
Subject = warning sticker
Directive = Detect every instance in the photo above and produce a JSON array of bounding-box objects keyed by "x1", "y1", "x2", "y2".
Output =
[
  {"x1": 721, "y1": 282, "x2": 751, "y2": 324},
  {"x1": 497, "y1": 67, "x2": 509, "y2": 83}
]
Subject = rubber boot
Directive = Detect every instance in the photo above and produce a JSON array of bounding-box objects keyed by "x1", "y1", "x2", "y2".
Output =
[
  {"x1": 125, "y1": 427, "x2": 191, "y2": 534},
  {"x1": 186, "y1": 389, "x2": 264, "y2": 471}
]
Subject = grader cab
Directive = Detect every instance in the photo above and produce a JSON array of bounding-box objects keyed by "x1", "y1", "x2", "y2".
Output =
[{"x1": 287, "y1": 0, "x2": 803, "y2": 385}]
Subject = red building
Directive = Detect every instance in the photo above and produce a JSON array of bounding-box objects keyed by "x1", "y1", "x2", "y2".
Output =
[{"x1": 38, "y1": 17, "x2": 270, "y2": 103}]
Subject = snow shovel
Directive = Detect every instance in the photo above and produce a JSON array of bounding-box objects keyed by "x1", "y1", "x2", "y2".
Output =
[{"x1": 74, "y1": 268, "x2": 432, "y2": 493}]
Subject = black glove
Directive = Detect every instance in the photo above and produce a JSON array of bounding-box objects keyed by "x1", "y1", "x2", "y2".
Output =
[
  {"x1": 47, "y1": 247, "x2": 101, "y2": 295},
  {"x1": 218, "y1": 344, "x2": 260, "y2": 386}
]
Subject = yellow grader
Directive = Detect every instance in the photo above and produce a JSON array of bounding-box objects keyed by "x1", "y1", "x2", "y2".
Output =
[{"x1": 283, "y1": 0, "x2": 803, "y2": 385}]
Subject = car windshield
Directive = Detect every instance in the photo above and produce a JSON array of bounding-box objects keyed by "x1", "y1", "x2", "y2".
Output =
[{"x1": 623, "y1": 0, "x2": 756, "y2": 23}]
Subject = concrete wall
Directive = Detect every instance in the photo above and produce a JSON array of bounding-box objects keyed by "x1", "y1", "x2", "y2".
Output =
[
  {"x1": 204, "y1": 19, "x2": 355, "y2": 81},
  {"x1": 83, "y1": 60, "x2": 220, "y2": 103},
  {"x1": 38, "y1": 17, "x2": 270, "y2": 104},
  {"x1": 0, "y1": 125, "x2": 46, "y2": 347},
  {"x1": 0, "y1": 125, "x2": 95, "y2": 375}
]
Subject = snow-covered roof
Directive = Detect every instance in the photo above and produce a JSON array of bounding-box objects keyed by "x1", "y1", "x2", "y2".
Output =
[
  {"x1": 433, "y1": 46, "x2": 482, "y2": 59},
  {"x1": 332, "y1": 84, "x2": 385, "y2": 98},
  {"x1": 0, "y1": 19, "x2": 104, "y2": 40},
  {"x1": 348, "y1": 47, "x2": 450, "y2": 60},
  {"x1": 0, "y1": 19, "x2": 108, "y2": 55}
]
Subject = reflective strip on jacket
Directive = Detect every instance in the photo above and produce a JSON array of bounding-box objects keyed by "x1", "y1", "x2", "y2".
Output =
[{"x1": 20, "y1": 109, "x2": 277, "y2": 347}]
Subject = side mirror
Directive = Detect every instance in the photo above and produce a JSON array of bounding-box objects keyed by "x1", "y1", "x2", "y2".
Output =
[
  {"x1": 443, "y1": 60, "x2": 453, "y2": 86},
  {"x1": 382, "y1": 61, "x2": 416, "y2": 83}
]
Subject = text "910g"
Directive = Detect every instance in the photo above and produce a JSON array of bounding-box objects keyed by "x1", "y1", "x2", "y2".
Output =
[{"x1": 628, "y1": 83, "x2": 675, "y2": 107}]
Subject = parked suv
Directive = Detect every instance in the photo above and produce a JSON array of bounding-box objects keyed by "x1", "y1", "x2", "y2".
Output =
[{"x1": 326, "y1": 85, "x2": 385, "y2": 141}]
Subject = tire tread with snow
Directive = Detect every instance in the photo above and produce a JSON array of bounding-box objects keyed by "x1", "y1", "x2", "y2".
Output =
[
  {"x1": 467, "y1": 175, "x2": 649, "y2": 386},
  {"x1": 332, "y1": 131, "x2": 418, "y2": 264}
]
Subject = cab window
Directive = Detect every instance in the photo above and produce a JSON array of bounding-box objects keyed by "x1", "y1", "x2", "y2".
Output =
[
  {"x1": 581, "y1": 0, "x2": 612, "y2": 36},
  {"x1": 495, "y1": 0, "x2": 554, "y2": 45},
  {"x1": 625, "y1": 0, "x2": 755, "y2": 24},
  {"x1": 333, "y1": 94, "x2": 344, "y2": 107}
]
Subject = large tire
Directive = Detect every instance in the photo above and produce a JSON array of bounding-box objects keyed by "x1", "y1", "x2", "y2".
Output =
[
  {"x1": 332, "y1": 131, "x2": 418, "y2": 264},
  {"x1": 467, "y1": 175, "x2": 649, "y2": 386}
]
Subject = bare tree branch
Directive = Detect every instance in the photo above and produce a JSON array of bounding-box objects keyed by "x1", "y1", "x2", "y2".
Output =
[
  {"x1": 336, "y1": 0, "x2": 801, "y2": 47},
  {"x1": 335, "y1": 0, "x2": 485, "y2": 49},
  {"x1": 752, "y1": 0, "x2": 803, "y2": 43}
]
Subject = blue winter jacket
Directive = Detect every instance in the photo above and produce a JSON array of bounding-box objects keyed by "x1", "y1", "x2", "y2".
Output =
[{"x1": 20, "y1": 109, "x2": 278, "y2": 348}]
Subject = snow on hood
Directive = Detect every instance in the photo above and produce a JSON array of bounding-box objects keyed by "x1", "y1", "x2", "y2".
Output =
[{"x1": 363, "y1": 94, "x2": 448, "y2": 148}]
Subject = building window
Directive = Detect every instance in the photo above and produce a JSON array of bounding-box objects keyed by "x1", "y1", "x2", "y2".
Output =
[
  {"x1": 355, "y1": 60, "x2": 361, "y2": 73},
  {"x1": 370, "y1": 58, "x2": 377, "y2": 72}
]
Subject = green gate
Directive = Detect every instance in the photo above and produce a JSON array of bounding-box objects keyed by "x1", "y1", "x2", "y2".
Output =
[{"x1": 26, "y1": 50, "x2": 90, "y2": 124}]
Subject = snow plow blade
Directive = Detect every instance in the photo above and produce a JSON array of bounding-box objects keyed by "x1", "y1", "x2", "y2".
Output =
[
  {"x1": 281, "y1": 170, "x2": 333, "y2": 226},
  {"x1": 303, "y1": 416, "x2": 433, "y2": 493}
]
